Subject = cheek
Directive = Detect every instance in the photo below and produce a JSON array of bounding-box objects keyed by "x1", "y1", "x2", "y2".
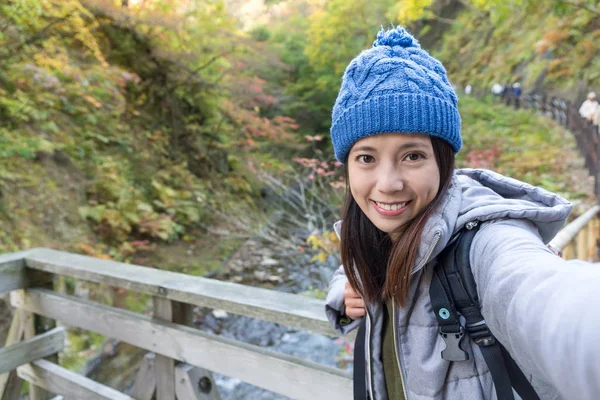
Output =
[
  {"x1": 420, "y1": 166, "x2": 441, "y2": 202},
  {"x1": 349, "y1": 179, "x2": 365, "y2": 204},
  {"x1": 348, "y1": 168, "x2": 364, "y2": 197},
  {"x1": 427, "y1": 181, "x2": 439, "y2": 202}
]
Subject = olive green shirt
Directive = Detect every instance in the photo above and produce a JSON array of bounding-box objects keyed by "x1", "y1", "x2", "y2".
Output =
[{"x1": 382, "y1": 299, "x2": 405, "y2": 399}]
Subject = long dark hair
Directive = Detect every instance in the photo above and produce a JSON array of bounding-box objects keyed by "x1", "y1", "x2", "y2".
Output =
[{"x1": 340, "y1": 136, "x2": 455, "y2": 307}]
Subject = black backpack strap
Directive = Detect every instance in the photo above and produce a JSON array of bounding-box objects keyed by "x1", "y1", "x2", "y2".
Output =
[
  {"x1": 430, "y1": 221, "x2": 541, "y2": 400},
  {"x1": 429, "y1": 266, "x2": 469, "y2": 361},
  {"x1": 353, "y1": 317, "x2": 368, "y2": 400}
]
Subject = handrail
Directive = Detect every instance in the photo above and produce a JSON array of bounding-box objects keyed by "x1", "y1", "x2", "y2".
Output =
[
  {"x1": 0, "y1": 248, "x2": 351, "y2": 400},
  {"x1": 549, "y1": 205, "x2": 600, "y2": 251},
  {"x1": 9, "y1": 248, "x2": 337, "y2": 336}
]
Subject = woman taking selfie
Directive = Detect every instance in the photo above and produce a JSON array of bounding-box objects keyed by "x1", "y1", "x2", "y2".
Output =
[{"x1": 325, "y1": 26, "x2": 600, "y2": 400}]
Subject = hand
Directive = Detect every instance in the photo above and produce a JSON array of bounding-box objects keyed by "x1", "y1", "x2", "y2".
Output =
[{"x1": 344, "y1": 281, "x2": 366, "y2": 319}]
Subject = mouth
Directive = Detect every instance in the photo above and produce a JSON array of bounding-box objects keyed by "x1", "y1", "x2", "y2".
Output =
[{"x1": 371, "y1": 200, "x2": 411, "y2": 216}]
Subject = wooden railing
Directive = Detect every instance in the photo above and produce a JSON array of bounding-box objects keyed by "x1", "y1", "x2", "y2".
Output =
[
  {"x1": 1, "y1": 205, "x2": 599, "y2": 400},
  {"x1": 524, "y1": 95, "x2": 600, "y2": 198},
  {"x1": 549, "y1": 205, "x2": 600, "y2": 261},
  {"x1": 0, "y1": 249, "x2": 351, "y2": 400}
]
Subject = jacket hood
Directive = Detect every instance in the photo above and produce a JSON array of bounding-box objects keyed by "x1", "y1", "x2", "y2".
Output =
[{"x1": 334, "y1": 168, "x2": 573, "y2": 274}]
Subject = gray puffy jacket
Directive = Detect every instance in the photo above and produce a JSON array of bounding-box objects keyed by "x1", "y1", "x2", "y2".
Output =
[{"x1": 325, "y1": 169, "x2": 600, "y2": 400}]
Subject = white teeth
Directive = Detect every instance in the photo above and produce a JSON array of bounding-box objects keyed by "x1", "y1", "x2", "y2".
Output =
[{"x1": 376, "y1": 201, "x2": 406, "y2": 210}]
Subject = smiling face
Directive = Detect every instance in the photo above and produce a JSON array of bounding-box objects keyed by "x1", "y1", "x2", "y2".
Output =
[{"x1": 347, "y1": 133, "x2": 441, "y2": 235}]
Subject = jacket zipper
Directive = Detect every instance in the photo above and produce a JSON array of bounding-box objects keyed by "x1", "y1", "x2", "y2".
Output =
[
  {"x1": 366, "y1": 310, "x2": 375, "y2": 399},
  {"x1": 391, "y1": 231, "x2": 441, "y2": 400}
]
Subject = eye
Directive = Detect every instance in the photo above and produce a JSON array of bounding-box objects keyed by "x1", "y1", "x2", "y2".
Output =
[
  {"x1": 356, "y1": 154, "x2": 375, "y2": 164},
  {"x1": 404, "y1": 152, "x2": 424, "y2": 162}
]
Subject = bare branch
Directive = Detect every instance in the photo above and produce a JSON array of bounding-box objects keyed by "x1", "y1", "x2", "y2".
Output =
[{"x1": 430, "y1": 13, "x2": 456, "y2": 25}]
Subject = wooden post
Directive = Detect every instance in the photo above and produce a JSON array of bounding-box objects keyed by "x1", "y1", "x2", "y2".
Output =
[
  {"x1": 6, "y1": 265, "x2": 55, "y2": 400},
  {"x1": 577, "y1": 229, "x2": 587, "y2": 260},
  {"x1": 562, "y1": 242, "x2": 574, "y2": 260},
  {"x1": 144, "y1": 299, "x2": 221, "y2": 400},
  {"x1": 24, "y1": 272, "x2": 57, "y2": 400},
  {"x1": 131, "y1": 353, "x2": 156, "y2": 400},
  {"x1": 591, "y1": 216, "x2": 600, "y2": 262},
  {"x1": 152, "y1": 297, "x2": 177, "y2": 400},
  {"x1": 0, "y1": 311, "x2": 25, "y2": 400},
  {"x1": 587, "y1": 222, "x2": 596, "y2": 261},
  {"x1": 1, "y1": 372, "x2": 23, "y2": 400}
]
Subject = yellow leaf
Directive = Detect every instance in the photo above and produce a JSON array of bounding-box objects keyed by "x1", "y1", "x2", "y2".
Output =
[
  {"x1": 83, "y1": 95, "x2": 102, "y2": 108},
  {"x1": 311, "y1": 252, "x2": 328, "y2": 263}
]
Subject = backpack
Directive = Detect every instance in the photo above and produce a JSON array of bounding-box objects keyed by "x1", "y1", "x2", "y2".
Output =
[
  {"x1": 428, "y1": 220, "x2": 540, "y2": 400},
  {"x1": 353, "y1": 220, "x2": 542, "y2": 400}
]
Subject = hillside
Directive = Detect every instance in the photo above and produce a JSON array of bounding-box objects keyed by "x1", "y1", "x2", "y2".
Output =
[
  {"x1": 1, "y1": 0, "x2": 596, "y2": 263},
  {"x1": 427, "y1": 0, "x2": 600, "y2": 102}
]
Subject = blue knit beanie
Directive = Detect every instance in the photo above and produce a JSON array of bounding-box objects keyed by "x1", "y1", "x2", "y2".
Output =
[{"x1": 330, "y1": 26, "x2": 462, "y2": 163}]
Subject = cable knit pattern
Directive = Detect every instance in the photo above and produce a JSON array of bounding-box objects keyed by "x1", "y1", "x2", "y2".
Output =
[{"x1": 330, "y1": 26, "x2": 462, "y2": 162}]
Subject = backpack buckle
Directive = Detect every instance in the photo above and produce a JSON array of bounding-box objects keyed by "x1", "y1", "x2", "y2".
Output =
[
  {"x1": 439, "y1": 325, "x2": 469, "y2": 361},
  {"x1": 466, "y1": 319, "x2": 497, "y2": 347}
]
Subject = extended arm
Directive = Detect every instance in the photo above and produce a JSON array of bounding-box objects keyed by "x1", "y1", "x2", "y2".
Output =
[{"x1": 471, "y1": 219, "x2": 600, "y2": 400}]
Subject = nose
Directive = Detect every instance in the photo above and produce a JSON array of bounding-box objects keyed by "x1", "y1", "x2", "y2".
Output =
[{"x1": 376, "y1": 164, "x2": 404, "y2": 194}]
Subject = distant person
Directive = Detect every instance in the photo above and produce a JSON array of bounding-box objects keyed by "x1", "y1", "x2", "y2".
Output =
[
  {"x1": 593, "y1": 103, "x2": 600, "y2": 134},
  {"x1": 512, "y1": 82, "x2": 522, "y2": 109},
  {"x1": 491, "y1": 83, "x2": 503, "y2": 97},
  {"x1": 325, "y1": 25, "x2": 600, "y2": 400},
  {"x1": 502, "y1": 83, "x2": 512, "y2": 106},
  {"x1": 579, "y1": 92, "x2": 598, "y2": 121}
]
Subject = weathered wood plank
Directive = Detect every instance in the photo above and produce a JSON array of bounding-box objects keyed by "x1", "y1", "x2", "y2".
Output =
[
  {"x1": 152, "y1": 297, "x2": 176, "y2": 400},
  {"x1": 0, "y1": 260, "x2": 27, "y2": 296},
  {"x1": 17, "y1": 360, "x2": 134, "y2": 400},
  {"x1": 0, "y1": 313, "x2": 25, "y2": 400},
  {"x1": 3, "y1": 309, "x2": 24, "y2": 346},
  {"x1": 550, "y1": 205, "x2": 600, "y2": 252},
  {"x1": 0, "y1": 327, "x2": 65, "y2": 374},
  {"x1": 1, "y1": 371, "x2": 22, "y2": 400},
  {"x1": 0, "y1": 311, "x2": 25, "y2": 399},
  {"x1": 23, "y1": 248, "x2": 337, "y2": 337},
  {"x1": 0, "y1": 251, "x2": 30, "y2": 266},
  {"x1": 21, "y1": 271, "x2": 57, "y2": 400},
  {"x1": 131, "y1": 353, "x2": 156, "y2": 400},
  {"x1": 0, "y1": 251, "x2": 53, "y2": 295},
  {"x1": 11, "y1": 289, "x2": 353, "y2": 400},
  {"x1": 175, "y1": 363, "x2": 221, "y2": 400}
]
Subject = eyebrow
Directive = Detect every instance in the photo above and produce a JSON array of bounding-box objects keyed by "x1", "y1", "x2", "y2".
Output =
[{"x1": 350, "y1": 141, "x2": 430, "y2": 154}]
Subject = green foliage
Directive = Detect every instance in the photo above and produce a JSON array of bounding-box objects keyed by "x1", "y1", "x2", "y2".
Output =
[
  {"x1": 305, "y1": 0, "x2": 395, "y2": 94},
  {"x1": 60, "y1": 330, "x2": 106, "y2": 372},
  {"x1": 250, "y1": 25, "x2": 271, "y2": 42},
  {"x1": 0, "y1": 0, "x2": 304, "y2": 255},
  {"x1": 77, "y1": 158, "x2": 210, "y2": 243},
  {"x1": 432, "y1": 0, "x2": 600, "y2": 90},
  {"x1": 458, "y1": 95, "x2": 588, "y2": 198}
]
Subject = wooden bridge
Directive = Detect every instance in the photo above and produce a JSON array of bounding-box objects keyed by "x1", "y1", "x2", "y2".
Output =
[{"x1": 1, "y1": 203, "x2": 599, "y2": 400}]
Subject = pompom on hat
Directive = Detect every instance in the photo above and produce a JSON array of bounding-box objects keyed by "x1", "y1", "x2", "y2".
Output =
[{"x1": 330, "y1": 26, "x2": 462, "y2": 163}]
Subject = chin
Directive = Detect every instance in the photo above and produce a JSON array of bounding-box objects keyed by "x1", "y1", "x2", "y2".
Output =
[{"x1": 374, "y1": 221, "x2": 404, "y2": 234}]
